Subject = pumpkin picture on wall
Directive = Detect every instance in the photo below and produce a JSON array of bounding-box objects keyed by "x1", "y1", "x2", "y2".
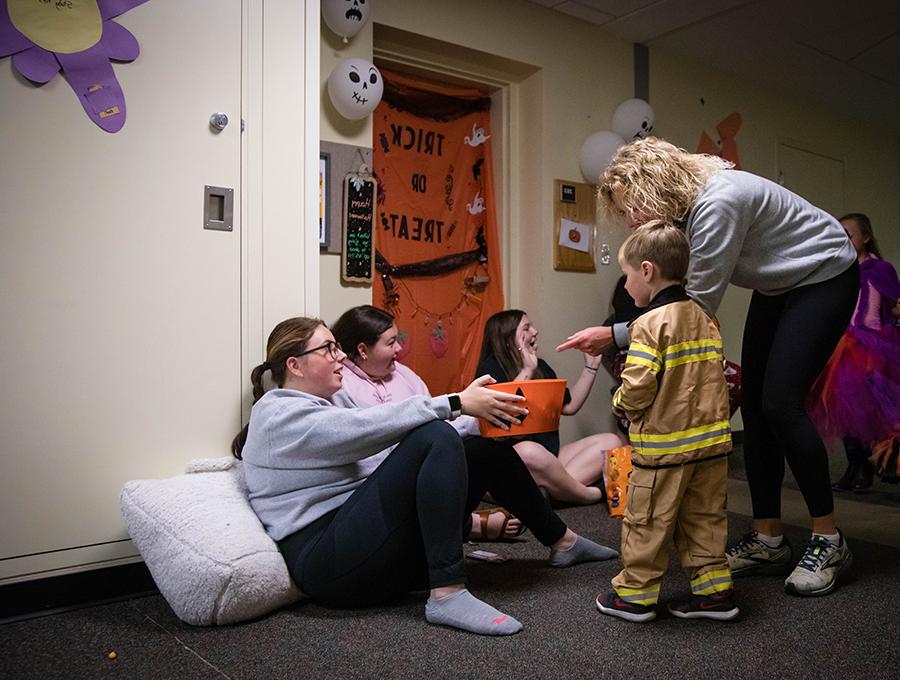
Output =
[
  {"x1": 697, "y1": 111, "x2": 742, "y2": 169},
  {"x1": 0, "y1": 0, "x2": 149, "y2": 133}
]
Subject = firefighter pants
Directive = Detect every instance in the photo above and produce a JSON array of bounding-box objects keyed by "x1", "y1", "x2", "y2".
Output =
[{"x1": 611, "y1": 456, "x2": 732, "y2": 606}]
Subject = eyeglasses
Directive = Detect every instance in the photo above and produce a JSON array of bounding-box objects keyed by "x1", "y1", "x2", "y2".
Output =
[{"x1": 296, "y1": 340, "x2": 343, "y2": 361}]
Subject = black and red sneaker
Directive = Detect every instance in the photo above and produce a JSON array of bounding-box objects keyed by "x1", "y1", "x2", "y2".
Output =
[
  {"x1": 667, "y1": 590, "x2": 739, "y2": 621},
  {"x1": 595, "y1": 592, "x2": 656, "y2": 623}
]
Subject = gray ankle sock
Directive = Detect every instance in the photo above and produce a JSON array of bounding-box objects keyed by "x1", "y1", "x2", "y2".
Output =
[
  {"x1": 425, "y1": 589, "x2": 523, "y2": 635},
  {"x1": 548, "y1": 535, "x2": 619, "y2": 568}
]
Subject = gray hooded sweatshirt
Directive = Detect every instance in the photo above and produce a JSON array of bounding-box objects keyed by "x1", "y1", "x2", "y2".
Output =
[
  {"x1": 613, "y1": 169, "x2": 856, "y2": 347},
  {"x1": 241, "y1": 388, "x2": 451, "y2": 541}
]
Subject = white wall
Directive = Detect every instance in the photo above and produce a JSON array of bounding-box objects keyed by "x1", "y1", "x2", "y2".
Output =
[
  {"x1": 0, "y1": 0, "x2": 321, "y2": 583},
  {"x1": 650, "y1": 52, "x2": 900, "y2": 428},
  {"x1": 319, "y1": 0, "x2": 900, "y2": 440}
]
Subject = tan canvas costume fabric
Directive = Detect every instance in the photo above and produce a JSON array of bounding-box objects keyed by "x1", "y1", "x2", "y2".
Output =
[
  {"x1": 611, "y1": 457, "x2": 731, "y2": 604},
  {"x1": 613, "y1": 298, "x2": 732, "y2": 468},
  {"x1": 611, "y1": 288, "x2": 734, "y2": 604}
]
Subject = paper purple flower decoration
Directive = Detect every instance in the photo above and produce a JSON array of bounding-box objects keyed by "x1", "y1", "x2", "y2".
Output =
[{"x1": 1, "y1": 0, "x2": 149, "y2": 133}]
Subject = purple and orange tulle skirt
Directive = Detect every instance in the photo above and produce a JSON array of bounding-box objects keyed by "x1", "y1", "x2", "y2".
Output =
[{"x1": 808, "y1": 325, "x2": 900, "y2": 450}]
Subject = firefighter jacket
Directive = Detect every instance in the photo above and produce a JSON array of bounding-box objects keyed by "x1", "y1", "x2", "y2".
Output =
[{"x1": 612, "y1": 285, "x2": 732, "y2": 468}]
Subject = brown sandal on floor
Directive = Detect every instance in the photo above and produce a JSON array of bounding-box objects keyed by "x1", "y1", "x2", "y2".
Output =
[{"x1": 470, "y1": 507, "x2": 527, "y2": 541}]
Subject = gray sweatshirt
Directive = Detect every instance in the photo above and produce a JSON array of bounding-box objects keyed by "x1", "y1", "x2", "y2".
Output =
[
  {"x1": 241, "y1": 388, "x2": 451, "y2": 541},
  {"x1": 613, "y1": 169, "x2": 856, "y2": 347}
]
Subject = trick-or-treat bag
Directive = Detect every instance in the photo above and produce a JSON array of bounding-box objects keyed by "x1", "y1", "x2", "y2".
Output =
[{"x1": 605, "y1": 446, "x2": 633, "y2": 517}]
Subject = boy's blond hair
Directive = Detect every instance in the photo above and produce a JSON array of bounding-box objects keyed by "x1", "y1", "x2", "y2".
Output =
[
  {"x1": 599, "y1": 137, "x2": 733, "y2": 224},
  {"x1": 618, "y1": 220, "x2": 690, "y2": 282}
]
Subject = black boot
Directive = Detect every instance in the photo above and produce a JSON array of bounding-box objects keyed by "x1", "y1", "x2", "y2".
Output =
[
  {"x1": 842, "y1": 437, "x2": 873, "y2": 493},
  {"x1": 832, "y1": 461, "x2": 857, "y2": 491},
  {"x1": 851, "y1": 459, "x2": 874, "y2": 493}
]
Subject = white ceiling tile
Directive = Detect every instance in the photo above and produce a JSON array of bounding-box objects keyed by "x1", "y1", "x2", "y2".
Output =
[
  {"x1": 562, "y1": 0, "x2": 659, "y2": 17},
  {"x1": 555, "y1": 1, "x2": 615, "y2": 26},
  {"x1": 525, "y1": 0, "x2": 567, "y2": 8},
  {"x1": 519, "y1": 0, "x2": 900, "y2": 130},
  {"x1": 800, "y1": 13, "x2": 900, "y2": 63},
  {"x1": 850, "y1": 33, "x2": 900, "y2": 87},
  {"x1": 605, "y1": 0, "x2": 749, "y2": 43}
]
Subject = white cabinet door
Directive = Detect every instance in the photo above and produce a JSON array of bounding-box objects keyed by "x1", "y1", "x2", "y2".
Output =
[{"x1": 0, "y1": 0, "x2": 242, "y2": 581}]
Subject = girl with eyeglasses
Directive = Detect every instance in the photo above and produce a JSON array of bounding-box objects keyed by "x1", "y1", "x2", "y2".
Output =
[{"x1": 232, "y1": 316, "x2": 617, "y2": 636}]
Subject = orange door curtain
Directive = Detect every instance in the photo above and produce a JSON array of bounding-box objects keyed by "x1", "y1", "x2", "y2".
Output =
[{"x1": 373, "y1": 69, "x2": 504, "y2": 395}]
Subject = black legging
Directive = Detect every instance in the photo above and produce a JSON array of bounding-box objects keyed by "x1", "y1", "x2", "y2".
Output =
[
  {"x1": 741, "y1": 262, "x2": 859, "y2": 519},
  {"x1": 278, "y1": 421, "x2": 567, "y2": 608}
]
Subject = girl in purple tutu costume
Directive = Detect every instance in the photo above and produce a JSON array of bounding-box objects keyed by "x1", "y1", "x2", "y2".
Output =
[{"x1": 808, "y1": 213, "x2": 900, "y2": 491}]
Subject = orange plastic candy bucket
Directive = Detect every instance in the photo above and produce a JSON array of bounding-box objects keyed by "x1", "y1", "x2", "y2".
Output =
[{"x1": 477, "y1": 379, "x2": 567, "y2": 438}]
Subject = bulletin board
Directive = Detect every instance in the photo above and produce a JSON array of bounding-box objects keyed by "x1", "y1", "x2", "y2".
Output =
[{"x1": 553, "y1": 179, "x2": 596, "y2": 272}]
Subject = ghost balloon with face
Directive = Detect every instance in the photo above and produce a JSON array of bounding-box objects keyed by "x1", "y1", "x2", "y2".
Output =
[
  {"x1": 328, "y1": 58, "x2": 383, "y2": 120},
  {"x1": 322, "y1": 0, "x2": 372, "y2": 42},
  {"x1": 611, "y1": 98, "x2": 655, "y2": 140}
]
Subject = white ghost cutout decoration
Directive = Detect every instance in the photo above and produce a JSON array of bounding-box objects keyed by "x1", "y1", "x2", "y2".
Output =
[
  {"x1": 323, "y1": 0, "x2": 372, "y2": 42},
  {"x1": 579, "y1": 131, "x2": 625, "y2": 184},
  {"x1": 327, "y1": 58, "x2": 383, "y2": 120},
  {"x1": 612, "y1": 98, "x2": 655, "y2": 140}
]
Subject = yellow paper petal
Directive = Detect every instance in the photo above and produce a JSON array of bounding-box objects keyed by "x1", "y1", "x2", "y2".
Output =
[{"x1": 9, "y1": 0, "x2": 102, "y2": 54}]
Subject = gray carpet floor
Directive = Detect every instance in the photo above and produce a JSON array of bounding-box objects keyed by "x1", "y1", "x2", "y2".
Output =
[{"x1": 2, "y1": 502, "x2": 899, "y2": 680}]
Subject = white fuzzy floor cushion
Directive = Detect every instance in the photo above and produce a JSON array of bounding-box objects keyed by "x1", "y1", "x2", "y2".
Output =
[{"x1": 120, "y1": 457, "x2": 302, "y2": 625}]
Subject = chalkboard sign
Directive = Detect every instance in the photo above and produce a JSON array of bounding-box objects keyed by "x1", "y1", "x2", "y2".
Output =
[{"x1": 341, "y1": 173, "x2": 376, "y2": 283}]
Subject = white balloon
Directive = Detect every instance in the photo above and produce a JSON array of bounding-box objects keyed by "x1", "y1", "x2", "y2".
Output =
[
  {"x1": 612, "y1": 98, "x2": 655, "y2": 140},
  {"x1": 322, "y1": 0, "x2": 372, "y2": 41},
  {"x1": 579, "y1": 131, "x2": 625, "y2": 184},
  {"x1": 327, "y1": 58, "x2": 383, "y2": 120}
]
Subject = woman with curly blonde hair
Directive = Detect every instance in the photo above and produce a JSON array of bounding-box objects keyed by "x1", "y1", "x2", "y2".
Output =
[{"x1": 559, "y1": 136, "x2": 860, "y2": 598}]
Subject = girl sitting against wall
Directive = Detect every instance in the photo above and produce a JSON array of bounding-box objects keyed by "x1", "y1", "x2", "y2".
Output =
[
  {"x1": 332, "y1": 305, "x2": 519, "y2": 540},
  {"x1": 232, "y1": 316, "x2": 617, "y2": 636},
  {"x1": 477, "y1": 309, "x2": 624, "y2": 504}
]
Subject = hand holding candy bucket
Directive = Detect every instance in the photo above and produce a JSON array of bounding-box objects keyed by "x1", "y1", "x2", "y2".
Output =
[{"x1": 478, "y1": 379, "x2": 567, "y2": 437}]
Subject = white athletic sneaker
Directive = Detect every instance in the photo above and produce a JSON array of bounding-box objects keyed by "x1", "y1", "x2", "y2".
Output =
[
  {"x1": 726, "y1": 530, "x2": 793, "y2": 576},
  {"x1": 784, "y1": 532, "x2": 853, "y2": 597}
]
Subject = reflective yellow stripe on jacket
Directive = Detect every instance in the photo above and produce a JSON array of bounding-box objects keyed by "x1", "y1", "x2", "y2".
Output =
[
  {"x1": 625, "y1": 342, "x2": 662, "y2": 371},
  {"x1": 631, "y1": 420, "x2": 732, "y2": 456},
  {"x1": 626, "y1": 338, "x2": 723, "y2": 372},
  {"x1": 662, "y1": 339, "x2": 723, "y2": 369}
]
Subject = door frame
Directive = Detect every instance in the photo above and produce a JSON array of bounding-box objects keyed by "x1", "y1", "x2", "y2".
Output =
[{"x1": 242, "y1": 0, "x2": 322, "y2": 424}]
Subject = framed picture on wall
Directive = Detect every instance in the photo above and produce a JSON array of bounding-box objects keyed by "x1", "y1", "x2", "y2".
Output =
[
  {"x1": 319, "y1": 152, "x2": 330, "y2": 248},
  {"x1": 319, "y1": 141, "x2": 372, "y2": 255}
]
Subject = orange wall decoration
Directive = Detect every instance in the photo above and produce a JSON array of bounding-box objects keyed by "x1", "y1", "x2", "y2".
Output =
[
  {"x1": 373, "y1": 70, "x2": 503, "y2": 395},
  {"x1": 697, "y1": 111, "x2": 742, "y2": 169}
]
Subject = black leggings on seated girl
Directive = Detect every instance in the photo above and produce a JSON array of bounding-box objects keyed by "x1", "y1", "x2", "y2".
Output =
[{"x1": 278, "y1": 421, "x2": 566, "y2": 608}]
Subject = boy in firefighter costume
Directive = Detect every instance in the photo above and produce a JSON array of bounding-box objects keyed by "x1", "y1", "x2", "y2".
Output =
[{"x1": 596, "y1": 222, "x2": 737, "y2": 622}]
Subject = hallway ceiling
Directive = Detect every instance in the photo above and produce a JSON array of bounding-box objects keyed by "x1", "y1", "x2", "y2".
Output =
[{"x1": 526, "y1": 0, "x2": 900, "y2": 131}]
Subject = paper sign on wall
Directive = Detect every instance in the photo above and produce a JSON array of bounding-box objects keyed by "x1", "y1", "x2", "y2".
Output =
[{"x1": 559, "y1": 218, "x2": 591, "y2": 253}]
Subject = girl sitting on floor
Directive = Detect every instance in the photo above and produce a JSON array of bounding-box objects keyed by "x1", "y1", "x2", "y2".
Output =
[
  {"x1": 331, "y1": 304, "x2": 522, "y2": 540},
  {"x1": 232, "y1": 316, "x2": 618, "y2": 636},
  {"x1": 477, "y1": 309, "x2": 624, "y2": 505}
]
